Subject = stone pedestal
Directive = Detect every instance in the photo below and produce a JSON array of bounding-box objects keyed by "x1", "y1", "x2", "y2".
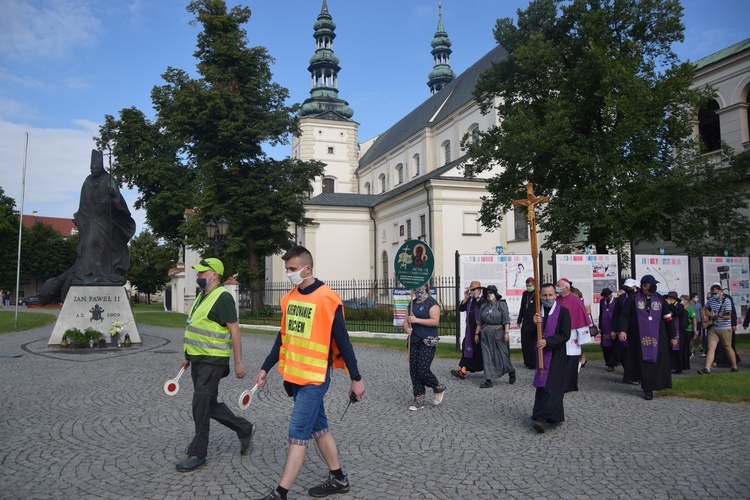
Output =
[{"x1": 48, "y1": 286, "x2": 141, "y2": 346}]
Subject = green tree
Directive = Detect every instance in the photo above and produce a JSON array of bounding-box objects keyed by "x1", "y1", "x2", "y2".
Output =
[
  {"x1": 128, "y1": 230, "x2": 178, "y2": 303},
  {"x1": 97, "y1": 0, "x2": 324, "y2": 309},
  {"x1": 0, "y1": 187, "x2": 19, "y2": 290},
  {"x1": 21, "y1": 223, "x2": 78, "y2": 282},
  {"x1": 464, "y1": 0, "x2": 750, "y2": 255}
]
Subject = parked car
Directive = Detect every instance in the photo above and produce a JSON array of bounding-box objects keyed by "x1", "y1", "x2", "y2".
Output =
[{"x1": 22, "y1": 296, "x2": 40, "y2": 307}]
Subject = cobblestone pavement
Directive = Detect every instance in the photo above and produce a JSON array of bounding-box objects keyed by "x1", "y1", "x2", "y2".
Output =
[{"x1": 0, "y1": 322, "x2": 748, "y2": 499}]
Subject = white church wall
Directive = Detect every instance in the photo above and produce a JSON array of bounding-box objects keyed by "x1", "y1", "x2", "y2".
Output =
[
  {"x1": 283, "y1": 206, "x2": 374, "y2": 282},
  {"x1": 692, "y1": 47, "x2": 750, "y2": 152}
]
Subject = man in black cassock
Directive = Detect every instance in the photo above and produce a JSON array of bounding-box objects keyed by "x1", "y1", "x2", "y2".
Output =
[
  {"x1": 531, "y1": 283, "x2": 571, "y2": 433},
  {"x1": 517, "y1": 277, "x2": 538, "y2": 369},
  {"x1": 618, "y1": 275, "x2": 678, "y2": 400}
]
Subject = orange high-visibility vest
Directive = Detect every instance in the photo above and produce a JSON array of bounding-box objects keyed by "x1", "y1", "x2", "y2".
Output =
[{"x1": 279, "y1": 284, "x2": 347, "y2": 385}]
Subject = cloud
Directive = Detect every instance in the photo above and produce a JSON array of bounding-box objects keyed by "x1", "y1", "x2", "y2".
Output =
[{"x1": 0, "y1": 0, "x2": 104, "y2": 61}]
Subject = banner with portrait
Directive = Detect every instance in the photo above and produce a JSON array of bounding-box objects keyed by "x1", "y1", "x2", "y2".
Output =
[{"x1": 458, "y1": 254, "x2": 535, "y2": 348}]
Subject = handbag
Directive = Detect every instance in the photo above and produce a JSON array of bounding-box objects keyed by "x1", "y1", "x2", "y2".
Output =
[{"x1": 588, "y1": 313, "x2": 599, "y2": 337}]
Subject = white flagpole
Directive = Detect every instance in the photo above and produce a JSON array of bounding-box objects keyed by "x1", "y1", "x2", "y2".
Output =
[{"x1": 14, "y1": 132, "x2": 29, "y2": 327}]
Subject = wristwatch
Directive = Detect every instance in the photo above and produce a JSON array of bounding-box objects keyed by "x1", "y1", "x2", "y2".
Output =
[{"x1": 351, "y1": 375, "x2": 362, "y2": 382}]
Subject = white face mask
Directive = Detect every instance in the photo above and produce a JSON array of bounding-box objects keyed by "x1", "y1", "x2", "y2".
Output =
[{"x1": 287, "y1": 266, "x2": 309, "y2": 286}]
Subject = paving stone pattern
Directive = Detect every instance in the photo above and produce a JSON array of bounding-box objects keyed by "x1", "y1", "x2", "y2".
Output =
[{"x1": 0, "y1": 323, "x2": 748, "y2": 499}]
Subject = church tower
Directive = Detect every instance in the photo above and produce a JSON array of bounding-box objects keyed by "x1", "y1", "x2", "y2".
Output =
[
  {"x1": 293, "y1": 0, "x2": 360, "y2": 196},
  {"x1": 427, "y1": 2, "x2": 456, "y2": 95}
]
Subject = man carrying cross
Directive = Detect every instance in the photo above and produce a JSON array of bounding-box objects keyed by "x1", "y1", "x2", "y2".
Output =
[{"x1": 531, "y1": 283, "x2": 571, "y2": 433}]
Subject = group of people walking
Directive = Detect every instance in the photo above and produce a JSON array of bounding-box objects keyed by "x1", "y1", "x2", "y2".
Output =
[
  {"x1": 597, "y1": 279, "x2": 742, "y2": 396},
  {"x1": 175, "y1": 249, "x2": 364, "y2": 500},
  {"x1": 172, "y1": 250, "x2": 743, "y2": 498}
]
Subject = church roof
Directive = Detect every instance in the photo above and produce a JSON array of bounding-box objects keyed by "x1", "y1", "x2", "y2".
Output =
[
  {"x1": 694, "y1": 38, "x2": 750, "y2": 69},
  {"x1": 306, "y1": 155, "x2": 468, "y2": 208},
  {"x1": 358, "y1": 44, "x2": 507, "y2": 169}
]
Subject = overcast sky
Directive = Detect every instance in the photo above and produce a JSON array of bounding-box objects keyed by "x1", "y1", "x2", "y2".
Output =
[{"x1": 1, "y1": 0, "x2": 748, "y2": 233}]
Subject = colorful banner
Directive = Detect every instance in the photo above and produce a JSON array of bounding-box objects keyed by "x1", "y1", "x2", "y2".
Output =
[
  {"x1": 634, "y1": 255, "x2": 690, "y2": 298},
  {"x1": 458, "y1": 254, "x2": 536, "y2": 348},
  {"x1": 702, "y1": 256, "x2": 749, "y2": 333},
  {"x1": 555, "y1": 254, "x2": 619, "y2": 326},
  {"x1": 393, "y1": 287, "x2": 436, "y2": 328}
]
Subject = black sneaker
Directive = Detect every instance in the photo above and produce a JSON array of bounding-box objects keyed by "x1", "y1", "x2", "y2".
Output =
[
  {"x1": 730, "y1": 367, "x2": 739, "y2": 372},
  {"x1": 479, "y1": 380, "x2": 493, "y2": 388},
  {"x1": 509, "y1": 372, "x2": 516, "y2": 385},
  {"x1": 253, "y1": 487, "x2": 281, "y2": 500},
  {"x1": 175, "y1": 455, "x2": 206, "y2": 472},
  {"x1": 643, "y1": 391, "x2": 653, "y2": 400},
  {"x1": 308, "y1": 472, "x2": 350, "y2": 497},
  {"x1": 697, "y1": 368, "x2": 710, "y2": 375},
  {"x1": 239, "y1": 424, "x2": 256, "y2": 455}
]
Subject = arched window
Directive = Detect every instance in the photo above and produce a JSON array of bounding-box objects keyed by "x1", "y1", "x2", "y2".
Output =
[
  {"x1": 470, "y1": 126, "x2": 480, "y2": 144},
  {"x1": 698, "y1": 99, "x2": 721, "y2": 152},
  {"x1": 364, "y1": 182, "x2": 371, "y2": 195},
  {"x1": 379, "y1": 173, "x2": 386, "y2": 193},
  {"x1": 412, "y1": 154, "x2": 420, "y2": 177},
  {"x1": 395, "y1": 164, "x2": 404, "y2": 185},
  {"x1": 322, "y1": 178, "x2": 334, "y2": 193},
  {"x1": 443, "y1": 141, "x2": 451, "y2": 164},
  {"x1": 382, "y1": 251, "x2": 389, "y2": 283}
]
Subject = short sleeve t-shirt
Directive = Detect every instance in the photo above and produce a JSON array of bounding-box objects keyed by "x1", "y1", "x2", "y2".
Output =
[{"x1": 685, "y1": 305, "x2": 696, "y2": 332}]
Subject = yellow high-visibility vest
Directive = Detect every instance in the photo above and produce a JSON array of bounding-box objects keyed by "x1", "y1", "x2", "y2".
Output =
[{"x1": 184, "y1": 287, "x2": 232, "y2": 359}]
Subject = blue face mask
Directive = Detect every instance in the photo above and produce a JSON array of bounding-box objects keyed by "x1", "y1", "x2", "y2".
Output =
[{"x1": 197, "y1": 277, "x2": 208, "y2": 289}]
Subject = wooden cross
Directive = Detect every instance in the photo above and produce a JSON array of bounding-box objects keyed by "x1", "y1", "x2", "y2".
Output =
[{"x1": 513, "y1": 183, "x2": 549, "y2": 373}]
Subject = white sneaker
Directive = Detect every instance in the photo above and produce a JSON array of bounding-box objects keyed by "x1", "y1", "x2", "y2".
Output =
[
  {"x1": 408, "y1": 395, "x2": 425, "y2": 411},
  {"x1": 434, "y1": 389, "x2": 446, "y2": 406}
]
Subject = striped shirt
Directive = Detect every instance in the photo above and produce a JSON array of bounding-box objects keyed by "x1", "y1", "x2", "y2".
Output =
[{"x1": 705, "y1": 295, "x2": 732, "y2": 329}]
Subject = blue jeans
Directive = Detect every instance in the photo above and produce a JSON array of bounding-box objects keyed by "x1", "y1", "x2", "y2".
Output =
[{"x1": 288, "y1": 370, "x2": 331, "y2": 445}]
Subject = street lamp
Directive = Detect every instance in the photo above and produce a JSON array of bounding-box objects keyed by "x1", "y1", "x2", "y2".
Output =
[{"x1": 205, "y1": 216, "x2": 229, "y2": 257}]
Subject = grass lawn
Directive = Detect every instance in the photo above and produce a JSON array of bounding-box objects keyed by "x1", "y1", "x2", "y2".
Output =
[{"x1": 0, "y1": 311, "x2": 56, "y2": 333}]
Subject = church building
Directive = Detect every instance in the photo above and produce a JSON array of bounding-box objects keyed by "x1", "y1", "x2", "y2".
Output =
[{"x1": 268, "y1": 1, "x2": 528, "y2": 284}]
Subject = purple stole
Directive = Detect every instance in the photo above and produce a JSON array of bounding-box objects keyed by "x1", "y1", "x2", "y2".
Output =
[
  {"x1": 634, "y1": 290, "x2": 662, "y2": 363},
  {"x1": 601, "y1": 300, "x2": 614, "y2": 347},
  {"x1": 533, "y1": 305, "x2": 560, "y2": 388},
  {"x1": 463, "y1": 297, "x2": 478, "y2": 359}
]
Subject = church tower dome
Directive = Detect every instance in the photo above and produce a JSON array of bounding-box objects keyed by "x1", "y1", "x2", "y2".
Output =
[
  {"x1": 427, "y1": 2, "x2": 456, "y2": 95},
  {"x1": 299, "y1": 0, "x2": 354, "y2": 120}
]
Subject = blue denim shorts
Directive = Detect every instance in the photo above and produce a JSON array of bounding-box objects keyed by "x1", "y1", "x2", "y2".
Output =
[{"x1": 288, "y1": 370, "x2": 331, "y2": 445}]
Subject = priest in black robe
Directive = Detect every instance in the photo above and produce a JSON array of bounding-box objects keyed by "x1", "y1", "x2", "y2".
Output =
[
  {"x1": 531, "y1": 283, "x2": 571, "y2": 433},
  {"x1": 618, "y1": 275, "x2": 678, "y2": 400},
  {"x1": 451, "y1": 281, "x2": 484, "y2": 378}
]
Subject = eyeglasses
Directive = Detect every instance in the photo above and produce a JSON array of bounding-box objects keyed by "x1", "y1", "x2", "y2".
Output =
[{"x1": 199, "y1": 259, "x2": 217, "y2": 273}]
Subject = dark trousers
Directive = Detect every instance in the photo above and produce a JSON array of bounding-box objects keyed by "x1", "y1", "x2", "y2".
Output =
[
  {"x1": 409, "y1": 341, "x2": 440, "y2": 397},
  {"x1": 521, "y1": 329, "x2": 536, "y2": 367},
  {"x1": 187, "y1": 362, "x2": 253, "y2": 458}
]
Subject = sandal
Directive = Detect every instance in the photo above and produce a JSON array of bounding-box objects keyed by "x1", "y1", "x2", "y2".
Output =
[{"x1": 606, "y1": 366, "x2": 615, "y2": 372}]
